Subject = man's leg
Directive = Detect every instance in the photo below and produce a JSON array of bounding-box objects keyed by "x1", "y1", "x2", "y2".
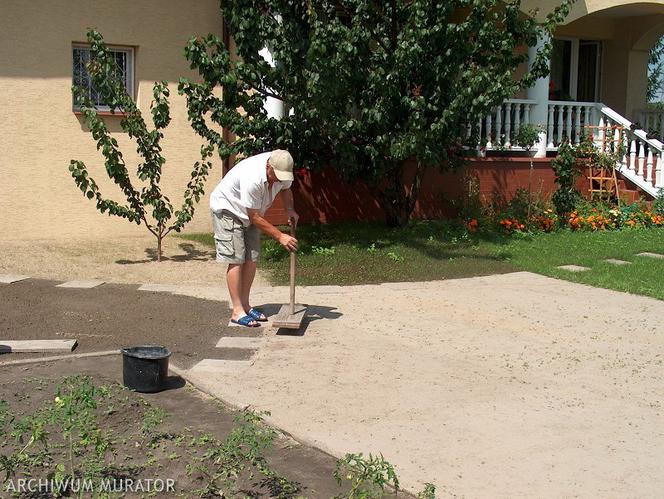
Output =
[
  {"x1": 240, "y1": 260, "x2": 257, "y2": 312},
  {"x1": 240, "y1": 224, "x2": 263, "y2": 317},
  {"x1": 226, "y1": 263, "x2": 247, "y2": 321}
]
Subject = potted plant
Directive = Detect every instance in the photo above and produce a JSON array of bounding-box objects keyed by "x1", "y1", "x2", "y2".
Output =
[{"x1": 514, "y1": 124, "x2": 542, "y2": 158}]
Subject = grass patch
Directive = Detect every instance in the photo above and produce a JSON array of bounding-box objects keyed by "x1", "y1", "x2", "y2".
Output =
[
  {"x1": 493, "y1": 228, "x2": 664, "y2": 300},
  {"x1": 180, "y1": 224, "x2": 664, "y2": 299},
  {"x1": 180, "y1": 221, "x2": 517, "y2": 285}
]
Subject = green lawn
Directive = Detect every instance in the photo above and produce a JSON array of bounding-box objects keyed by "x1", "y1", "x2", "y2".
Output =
[
  {"x1": 494, "y1": 229, "x2": 664, "y2": 300},
  {"x1": 179, "y1": 223, "x2": 664, "y2": 300},
  {"x1": 180, "y1": 221, "x2": 517, "y2": 285}
]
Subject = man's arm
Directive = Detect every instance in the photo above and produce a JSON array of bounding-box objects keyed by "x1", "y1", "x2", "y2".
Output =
[
  {"x1": 247, "y1": 208, "x2": 298, "y2": 252},
  {"x1": 279, "y1": 188, "x2": 299, "y2": 227}
]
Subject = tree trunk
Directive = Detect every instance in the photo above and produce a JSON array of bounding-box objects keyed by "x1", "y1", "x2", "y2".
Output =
[
  {"x1": 527, "y1": 157, "x2": 533, "y2": 222},
  {"x1": 380, "y1": 161, "x2": 425, "y2": 228},
  {"x1": 157, "y1": 234, "x2": 162, "y2": 262},
  {"x1": 383, "y1": 199, "x2": 411, "y2": 227}
]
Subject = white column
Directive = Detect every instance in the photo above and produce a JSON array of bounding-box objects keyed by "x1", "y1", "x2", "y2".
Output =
[
  {"x1": 259, "y1": 47, "x2": 284, "y2": 120},
  {"x1": 527, "y1": 33, "x2": 551, "y2": 157},
  {"x1": 547, "y1": 105, "x2": 555, "y2": 148}
]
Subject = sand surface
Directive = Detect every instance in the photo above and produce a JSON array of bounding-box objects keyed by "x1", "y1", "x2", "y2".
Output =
[
  {"x1": 181, "y1": 273, "x2": 664, "y2": 497},
  {"x1": 0, "y1": 235, "x2": 269, "y2": 286}
]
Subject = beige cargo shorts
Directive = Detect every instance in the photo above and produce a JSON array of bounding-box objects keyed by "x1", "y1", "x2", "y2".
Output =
[{"x1": 211, "y1": 210, "x2": 261, "y2": 264}]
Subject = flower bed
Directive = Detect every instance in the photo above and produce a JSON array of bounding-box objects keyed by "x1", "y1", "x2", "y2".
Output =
[{"x1": 461, "y1": 184, "x2": 664, "y2": 236}]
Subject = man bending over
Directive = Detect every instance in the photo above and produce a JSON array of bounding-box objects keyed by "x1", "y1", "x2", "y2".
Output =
[{"x1": 209, "y1": 150, "x2": 299, "y2": 327}]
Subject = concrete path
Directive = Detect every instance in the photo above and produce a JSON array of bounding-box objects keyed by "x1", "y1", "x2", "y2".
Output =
[{"x1": 175, "y1": 272, "x2": 664, "y2": 497}]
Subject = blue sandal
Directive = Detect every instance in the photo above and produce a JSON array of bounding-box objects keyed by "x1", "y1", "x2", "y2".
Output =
[
  {"x1": 231, "y1": 315, "x2": 260, "y2": 327},
  {"x1": 247, "y1": 308, "x2": 268, "y2": 322}
]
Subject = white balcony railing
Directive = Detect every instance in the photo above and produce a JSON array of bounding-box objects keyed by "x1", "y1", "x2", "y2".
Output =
[
  {"x1": 477, "y1": 99, "x2": 597, "y2": 150},
  {"x1": 479, "y1": 100, "x2": 663, "y2": 198},
  {"x1": 546, "y1": 101, "x2": 598, "y2": 148},
  {"x1": 474, "y1": 99, "x2": 536, "y2": 149}
]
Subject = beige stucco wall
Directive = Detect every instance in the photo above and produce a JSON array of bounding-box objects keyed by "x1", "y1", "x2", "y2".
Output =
[
  {"x1": 522, "y1": 0, "x2": 664, "y2": 24},
  {"x1": 0, "y1": 0, "x2": 224, "y2": 241},
  {"x1": 532, "y1": 1, "x2": 664, "y2": 118}
]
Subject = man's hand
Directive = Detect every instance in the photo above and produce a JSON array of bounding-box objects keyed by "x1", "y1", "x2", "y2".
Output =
[{"x1": 279, "y1": 233, "x2": 298, "y2": 252}]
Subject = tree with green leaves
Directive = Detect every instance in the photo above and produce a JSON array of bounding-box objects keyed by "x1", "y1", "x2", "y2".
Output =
[
  {"x1": 69, "y1": 30, "x2": 213, "y2": 261},
  {"x1": 180, "y1": 0, "x2": 571, "y2": 227},
  {"x1": 648, "y1": 36, "x2": 664, "y2": 103}
]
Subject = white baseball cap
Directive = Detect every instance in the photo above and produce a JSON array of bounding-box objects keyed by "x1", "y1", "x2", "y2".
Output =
[{"x1": 268, "y1": 150, "x2": 294, "y2": 181}]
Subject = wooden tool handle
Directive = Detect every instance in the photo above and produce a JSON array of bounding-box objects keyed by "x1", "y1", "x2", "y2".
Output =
[{"x1": 289, "y1": 218, "x2": 296, "y2": 314}]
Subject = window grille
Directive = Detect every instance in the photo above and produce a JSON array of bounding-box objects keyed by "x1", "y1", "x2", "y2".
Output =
[{"x1": 72, "y1": 44, "x2": 134, "y2": 111}]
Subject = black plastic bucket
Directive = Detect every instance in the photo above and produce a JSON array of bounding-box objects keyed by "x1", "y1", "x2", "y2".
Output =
[{"x1": 121, "y1": 345, "x2": 171, "y2": 393}]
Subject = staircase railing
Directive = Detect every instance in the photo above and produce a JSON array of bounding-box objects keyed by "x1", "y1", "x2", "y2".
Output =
[{"x1": 598, "y1": 106, "x2": 663, "y2": 198}]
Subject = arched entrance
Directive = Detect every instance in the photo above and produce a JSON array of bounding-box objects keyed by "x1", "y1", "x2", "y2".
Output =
[{"x1": 550, "y1": 2, "x2": 664, "y2": 118}]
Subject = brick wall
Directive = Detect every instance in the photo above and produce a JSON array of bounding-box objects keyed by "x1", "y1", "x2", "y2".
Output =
[{"x1": 265, "y1": 157, "x2": 560, "y2": 225}]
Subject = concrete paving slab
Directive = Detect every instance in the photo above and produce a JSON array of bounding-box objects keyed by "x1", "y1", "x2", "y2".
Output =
[
  {"x1": 138, "y1": 283, "x2": 179, "y2": 293},
  {"x1": 0, "y1": 339, "x2": 77, "y2": 353},
  {"x1": 604, "y1": 259, "x2": 631, "y2": 266},
  {"x1": 0, "y1": 274, "x2": 29, "y2": 284},
  {"x1": 188, "y1": 359, "x2": 253, "y2": 375},
  {"x1": 215, "y1": 337, "x2": 265, "y2": 349},
  {"x1": 637, "y1": 252, "x2": 664, "y2": 259},
  {"x1": 557, "y1": 264, "x2": 590, "y2": 272},
  {"x1": 56, "y1": 280, "x2": 105, "y2": 289}
]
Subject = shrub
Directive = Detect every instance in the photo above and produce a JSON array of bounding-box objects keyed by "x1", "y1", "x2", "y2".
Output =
[
  {"x1": 653, "y1": 189, "x2": 664, "y2": 216},
  {"x1": 551, "y1": 141, "x2": 582, "y2": 223}
]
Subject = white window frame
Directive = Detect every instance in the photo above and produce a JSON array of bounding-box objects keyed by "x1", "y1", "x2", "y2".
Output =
[{"x1": 72, "y1": 43, "x2": 135, "y2": 112}]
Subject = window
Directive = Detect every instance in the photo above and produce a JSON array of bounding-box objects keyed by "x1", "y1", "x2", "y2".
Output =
[
  {"x1": 577, "y1": 41, "x2": 601, "y2": 103},
  {"x1": 550, "y1": 39, "x2": 573, "y2": 101},
  {"x1": 72, "y1": 44, "x2": 134, "y2": 111},
  {"x1": 549, "y1": 38, "x2": 602, "y2": 103}
]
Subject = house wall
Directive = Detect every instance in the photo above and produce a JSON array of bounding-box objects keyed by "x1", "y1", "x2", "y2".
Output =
[
  {"x1": 548, "y1": 3, "x2": 664, "y2": 119},
  {"x1": 521, "y1": 0, "x2": 664, "y2": 24},
  {"x1": 0, "y1": 0, "x2": 224, "y2": 241}
]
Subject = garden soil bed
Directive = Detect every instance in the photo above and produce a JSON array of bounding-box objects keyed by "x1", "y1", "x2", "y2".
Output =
[
  {"x1": 0, "y1": 355, "x2": 347, "y2": 498},
  {"x1": 0, "y1": 279, "x2": 245, "y2": 369}
]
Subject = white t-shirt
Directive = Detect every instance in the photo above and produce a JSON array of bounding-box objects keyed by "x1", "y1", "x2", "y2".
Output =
[{"x1": 209, "y1": 152, "x2": 292, "y2": 227}]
